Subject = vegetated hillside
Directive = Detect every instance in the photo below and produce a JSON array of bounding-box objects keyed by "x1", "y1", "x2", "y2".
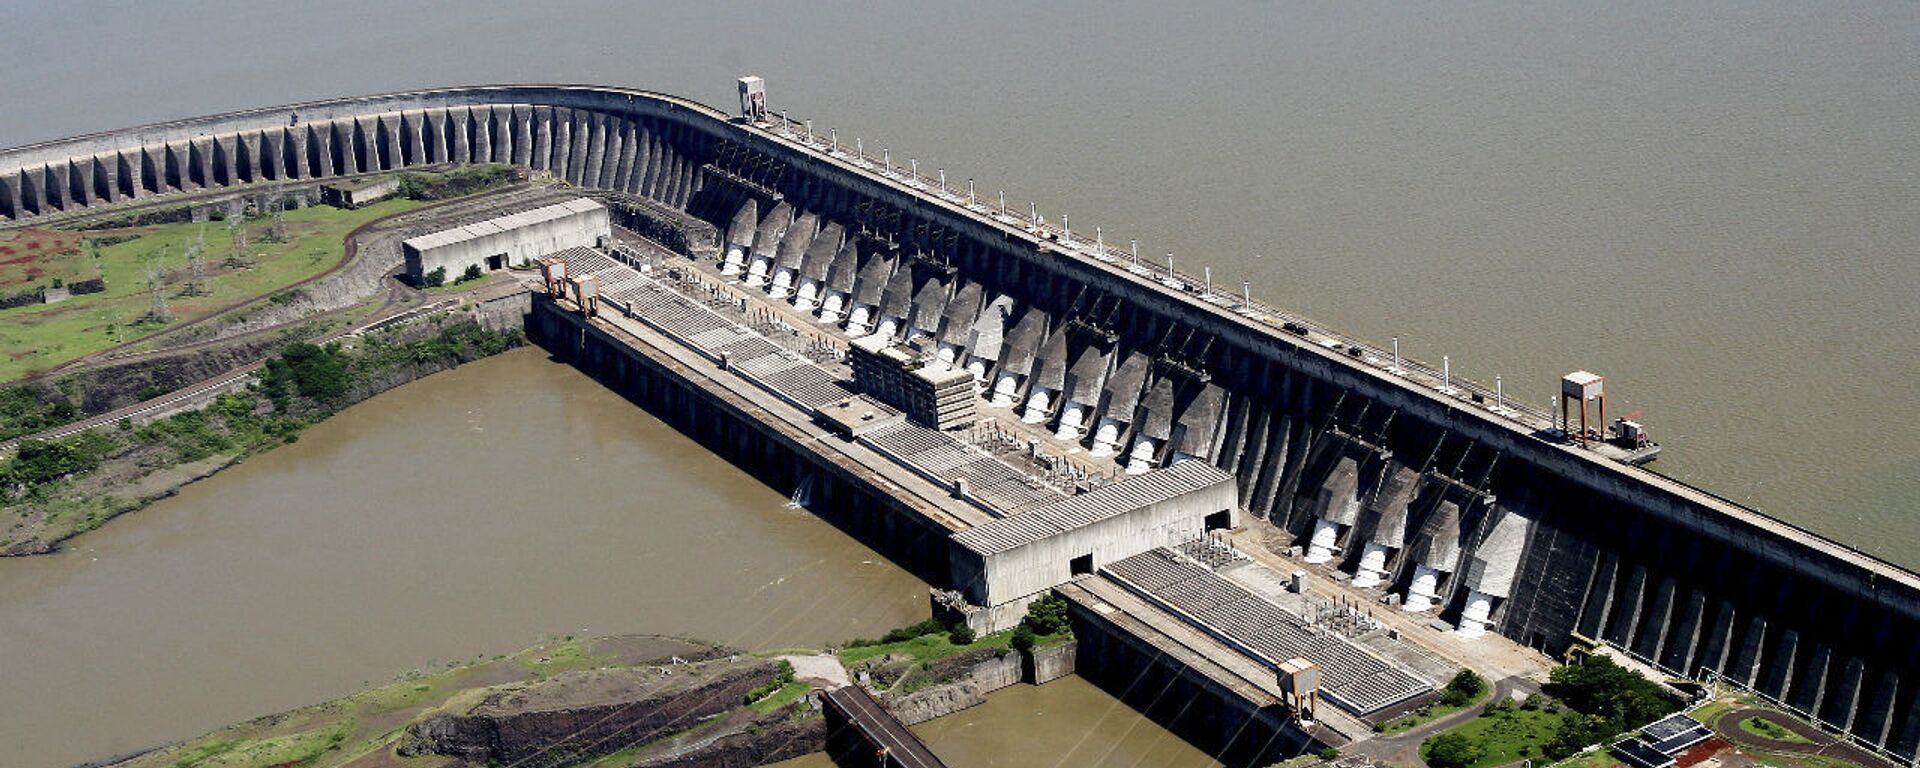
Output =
[
  {"x1": 115, "y1": 635, "x2": 827, "y2": 768},
  {"x1": 0, "y1": 317, "x2": 523, "y2": 555},
  {"x1": 0, "y1": 199, "x2": 424, "y2": 382}
]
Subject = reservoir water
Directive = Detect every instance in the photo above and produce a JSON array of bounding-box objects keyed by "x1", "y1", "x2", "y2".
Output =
[{"x1": 1, "y1": 1, "x2": 1916, "y2": 764}]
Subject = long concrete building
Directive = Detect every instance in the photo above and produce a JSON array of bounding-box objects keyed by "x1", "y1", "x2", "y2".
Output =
[
  {"x1": 5, "y1": 84, "x2": 1919, "y2": 759},
  {"x1": 402, "y1": 197, "x2": 608, "y2": 282}
]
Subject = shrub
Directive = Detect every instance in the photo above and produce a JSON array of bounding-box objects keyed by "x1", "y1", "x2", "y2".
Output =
[
  {"x1": 1010, "y1": 625, "x2": 1036, "y2": 652},
  {"x1": 1543, "y1": 655, "x2": 1678, "y2": 728},
  {"x1": 1425, "y1": 733, "x2": 1485, "y2": 768},
  {"x1": 4, "y1": 434, "x2": 115, "y2": 489},
  {"x1": 880, "y1": 618, "x2": 946, "y2": 643},
  {"x1": 396, "y1": 173, "x2": 430, "y2": 200},
  {"x1": 948, "y1": 625, "x2": 976, "y2": 645},
  {"x1": 461, "y1": 264, "x2": 484, "y2": 282},
  {"x1": 423, "y1": 266, "x2": 446, "y2": 287},
  {"x1": 261, "y1": 343, "x2": 350, "y2": 405},
  {"x1": 1020, "y1": 594, "x2": 1072, "y2": 636},
  {"x1": 744, "y1": 660, "x2": 796, "y2": 705},
  {"x1": 1317, "y1": 747, "x2": 1340, "y2": 760},
  {"x1": 1442, "y1": 669, "x2": 1487, "y2": 707}
]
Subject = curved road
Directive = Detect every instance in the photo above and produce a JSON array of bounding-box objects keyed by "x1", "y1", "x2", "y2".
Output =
[
  {"x1": 1348, "y1": 676, "x2": 1533, "y2": 768},
  {"x1": 1712, "y1": 708, "x2": 1894, "y2": 768}
]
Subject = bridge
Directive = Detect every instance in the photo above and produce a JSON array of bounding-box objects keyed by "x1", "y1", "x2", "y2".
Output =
[{"x1": 823, "y1": 686, "x2": 950, "y2": 768}]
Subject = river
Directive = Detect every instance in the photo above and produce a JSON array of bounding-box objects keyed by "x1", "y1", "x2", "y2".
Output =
[{"x1": 0, "y1": 350, "x2": 1208, "y2": 767}]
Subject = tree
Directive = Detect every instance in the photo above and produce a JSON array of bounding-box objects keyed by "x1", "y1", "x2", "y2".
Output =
[
  {"x1": 261, "y1": 343, "x2": 350, "y2": 405},
  {"x1": 183, "y1": 226, "x2": 209, "y2": 296},
  {"x1": 1010, "y1": 625, "x2": 1036, "y2": 652},
  {"x1": 1443, "y1": 669, "x2": 1487, "y2": 706},
  {"x1": 396, "y1": 173, "x2": 430, "y2": 200},
  {"x1": 1425, "y1": 733, "x2": 1486, "y2": 768},
  {"x1": 1020, "y1": 594, "x2": 1072, "y2": 636},
  {"x1": 265, "y1": 187, "x2": 288, "y2": 243},
  {"x1": 227, "y1": 199, "x2": 250, "y2": 259},
  {"x1": 1543, "y1": 656, "x2": 1677, "y2": 728},
  {"x1": 947, "y1": 625, "x2": 976, "y2": 645},
  {"x1": 142, "y1": 250, "x2": 172, "y2": 323},
  {"x1": 461, "y1": 263, "x2": 485, "y2": 282},
  {"x1": 1544, "y1": 712, "x2": 1614, "y2": 761},
  {"x1": 423, "y1": 266, "x2": 447, "y2": 288}
]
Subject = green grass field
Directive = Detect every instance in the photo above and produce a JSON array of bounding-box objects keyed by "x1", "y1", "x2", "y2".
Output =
[
  {"x1": 1425, "y1": 707, "x2": 1573, "y2": 768},
  {"x1": 1380, "y1": 687, "x2": 1492, "y2": 734},
  {"x1": 1739, "y1": 715, "x2": 1815, "y2": 744},
  {"x1": 837, "y1": 629, "x2": 1017, "y2": 667},
  {"x1": 0, "y1": 199, "x2": 419, "y2": 382}
]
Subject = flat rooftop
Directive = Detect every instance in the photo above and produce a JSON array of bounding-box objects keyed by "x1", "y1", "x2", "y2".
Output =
[
  {"x1": 954, "y1": 461, "x2": 1232, "y2": 557},
  {"x1": 404, "y1": 197, "x2": 604, "y2": 252},
  {"x1": 1105, "y1": 547, "x2": 1434, "y2": 717},
  {"x1": 548, "y1": 246, "x2": 1075, "y2": 519}
]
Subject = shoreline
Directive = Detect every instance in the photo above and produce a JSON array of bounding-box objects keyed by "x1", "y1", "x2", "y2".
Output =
[{"x1": 1, "y1": 303, "x2": 529, "y2": 557}]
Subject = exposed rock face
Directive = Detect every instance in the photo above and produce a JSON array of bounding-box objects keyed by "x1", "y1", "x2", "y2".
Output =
[
  {"x1": 635, "y1": 715, "x2": 827, "y2": 768},
  {"x1": 401, "y1": 656, "x2": 778, "y2": 768}
]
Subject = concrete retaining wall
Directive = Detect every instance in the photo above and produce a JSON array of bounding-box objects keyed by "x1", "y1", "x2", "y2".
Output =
[{"x1": 526, "y1": 296, "x2": 956, "y2": 588}]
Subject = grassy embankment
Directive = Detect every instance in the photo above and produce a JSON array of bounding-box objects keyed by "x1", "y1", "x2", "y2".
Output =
[
  {"x1": 836, "y1": 595, "x2": 1074, "y2": 696},
  {"x1": 1422, "y1": 656, "x2": 1680, "y2": 768},
  {"x1": 0, "y1": 321, "x2": 523, "y2": 554},
  {"x1": 116, "y1": 635, "x2": 712, "y2": 768},
  {"x1": 0, "y1": 199, "x2": 422, "y2": 382},
  {"x1": 1378, "y1": 669, "x2": 1491, "y2": 735}
]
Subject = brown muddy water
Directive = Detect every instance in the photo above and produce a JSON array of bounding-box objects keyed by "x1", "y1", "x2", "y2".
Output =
[
  {"x1": 0, "y1": 349, "x2": 968, "y2": 767},
  {"x1": 770, "y1": 675, "x2": 1219, "y2": 768}
]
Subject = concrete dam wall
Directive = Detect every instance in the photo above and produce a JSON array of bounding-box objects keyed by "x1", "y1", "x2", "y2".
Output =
[{"x1": 7, "y1": 85, "x2": 1917, "y2": 757}]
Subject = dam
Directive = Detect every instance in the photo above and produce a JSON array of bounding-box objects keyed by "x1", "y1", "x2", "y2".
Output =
[{"x1": 4, "y1": 83, "x2": 1918, "y2": 762}]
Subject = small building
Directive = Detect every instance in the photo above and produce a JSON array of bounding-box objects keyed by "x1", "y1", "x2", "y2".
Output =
[
  {"x1": 319, "y1": 176, "x2": 400, "y2": 208},
  {"x1": 847, "y1": 335, "x2": 976, "y2": 431},
  {"x1": 815, "y1": 395, "x2": 908, "y2": 439},
  {"x1": 402, "y1": 198, "x2": 610, "y2": 284},
  {"x1": 1610, "y1": 713, "x2": 1712, "y2": 768},
  {"x1": 947, "y1": 460, "x2": 1238, "y2": 631}
]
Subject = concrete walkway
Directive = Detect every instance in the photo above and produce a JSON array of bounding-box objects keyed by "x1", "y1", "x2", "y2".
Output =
[{"x1": 780, "y1": 653, "x2": 851, "y2": 689}]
